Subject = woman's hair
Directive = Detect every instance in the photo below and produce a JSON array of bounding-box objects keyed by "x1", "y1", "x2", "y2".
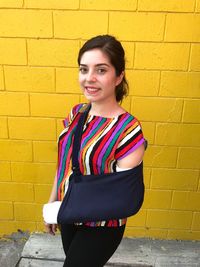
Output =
[{"x1": 78, "y1": 35, "x2": 129, "y2": 103}]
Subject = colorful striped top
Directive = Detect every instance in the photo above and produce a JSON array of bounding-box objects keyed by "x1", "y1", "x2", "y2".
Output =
[{"x1": 57, "y1": 103, "x2": 146, "y2": 227}]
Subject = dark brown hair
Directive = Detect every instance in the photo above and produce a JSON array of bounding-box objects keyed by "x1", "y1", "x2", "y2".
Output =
[{"x1": 78, "y1": 35, "x2": 129, "y2": 103}]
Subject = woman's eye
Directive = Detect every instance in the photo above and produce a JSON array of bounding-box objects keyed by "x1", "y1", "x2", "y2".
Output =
[
  {"x1": 79, "y1": 67, "x2": 88, "y2": 74},
  {"x1": 97, "y1": 68, "x2": 106, "y2": 74}
]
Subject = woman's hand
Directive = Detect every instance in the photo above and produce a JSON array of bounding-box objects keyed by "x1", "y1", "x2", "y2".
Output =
[{"x1": 44, "y1": 222, "x2": 58, "y2": 235}]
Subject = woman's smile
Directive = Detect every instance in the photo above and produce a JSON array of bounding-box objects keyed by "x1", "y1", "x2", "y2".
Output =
[{"x1": 85, "y1": 86, "x2": 101, "y2": 95}]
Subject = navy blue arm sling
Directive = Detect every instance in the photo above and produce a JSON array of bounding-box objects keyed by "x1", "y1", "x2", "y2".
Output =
[{"x1": 57, "y1": 105, "x2": 145, "y2": 224}]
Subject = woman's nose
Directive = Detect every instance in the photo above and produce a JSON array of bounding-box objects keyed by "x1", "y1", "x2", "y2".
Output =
[{"x1": 86, "y1": 71, "x2": 96, "y2": 82}]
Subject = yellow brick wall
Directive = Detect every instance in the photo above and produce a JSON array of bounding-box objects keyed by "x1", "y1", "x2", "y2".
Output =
[{"x1": 0, "y1": 0, "x2": 199, "y2": 240}]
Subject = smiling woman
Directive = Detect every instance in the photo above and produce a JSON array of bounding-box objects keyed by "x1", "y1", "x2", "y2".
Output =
[
  {"x1": 44, "y1": 35, "x2": 147, "y2": 267},
  {"x1": 79, "y1": 49, "x2": 124, "y2": 111}
]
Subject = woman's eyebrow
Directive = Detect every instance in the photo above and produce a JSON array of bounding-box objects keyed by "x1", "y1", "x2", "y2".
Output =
[{"x1": 79, "y1": 63, "x2": 110, "y2": 67}]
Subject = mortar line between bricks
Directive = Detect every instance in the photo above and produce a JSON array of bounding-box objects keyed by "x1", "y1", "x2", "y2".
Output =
[
  {"x1": 0, "y1": 7, "x2": 198, "y2": 13},
  {"x1": 188, "y1": 43, "x2": 192, "y2": 71},
  {"x1": 2, "y1": 65, "x2": 6, "y2": 90},
  {"x1": 52, "y1": 11, "x2": 54, "y2": 38},
  {"x1": 162, "y1": 13, "x2": 167, "y2": 42}
]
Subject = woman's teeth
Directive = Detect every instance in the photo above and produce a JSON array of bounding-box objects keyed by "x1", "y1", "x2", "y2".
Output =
[{"x1": 86, "y1": 87, "x2": 99, "y2": 93}]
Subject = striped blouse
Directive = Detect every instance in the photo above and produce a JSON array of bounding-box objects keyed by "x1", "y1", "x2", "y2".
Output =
[{"x1": 57, "y1": 103, "x2": 146, "y2": 227}]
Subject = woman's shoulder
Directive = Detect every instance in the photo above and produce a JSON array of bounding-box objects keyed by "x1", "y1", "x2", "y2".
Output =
[
  {"x1": 63, "y1": 103, "x2": 87, "y2": 128},
  {"x1": 71, "y1": 103, "x2": 87, "y2": 115},
  {"x1": 123, "y1": 111, "x2": 142, "y2": 127}
]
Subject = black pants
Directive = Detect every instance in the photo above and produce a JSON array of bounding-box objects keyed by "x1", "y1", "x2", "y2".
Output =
[{"x1": 60, "y1": 224, "x2": 125, "y2": 267}]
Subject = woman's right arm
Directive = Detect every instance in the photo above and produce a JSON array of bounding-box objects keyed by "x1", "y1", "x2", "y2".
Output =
[
  {"x1": 48, "y1": 172, "x2": 58, "y2": 203},
  {"x1": 44, "y1": 173, "x2": 58, "y2": 235}
]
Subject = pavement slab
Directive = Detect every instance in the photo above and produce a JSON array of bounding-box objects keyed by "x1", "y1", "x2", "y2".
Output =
[
  {"x1": 17, "y1": 233, "x2": 200, "y2": 267},
  {"x1": 1, "y1": 231, "x2": 200, "y2": 267}
]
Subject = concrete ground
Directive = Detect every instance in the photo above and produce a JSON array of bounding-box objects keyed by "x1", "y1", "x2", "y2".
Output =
[{"x1": 0, "y1": 231, "x2": 199, "y2": 267}]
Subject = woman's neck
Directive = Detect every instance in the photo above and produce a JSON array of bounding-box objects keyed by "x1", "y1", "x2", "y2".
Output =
[{"x1": 89, "y1": 101, "x2": 125, "y2": 118}]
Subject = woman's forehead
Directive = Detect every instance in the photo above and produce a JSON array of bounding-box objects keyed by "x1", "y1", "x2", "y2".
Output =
[{"x1": 80, "y1": 49, "x2": 111, "y2": 65}]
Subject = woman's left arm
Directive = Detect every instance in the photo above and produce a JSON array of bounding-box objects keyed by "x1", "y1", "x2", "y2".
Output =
[{"x1": 117, "y1": 144, "x2": 145, "y2": 169}]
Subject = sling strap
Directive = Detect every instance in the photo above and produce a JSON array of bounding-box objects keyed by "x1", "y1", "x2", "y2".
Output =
[{"x1": 72, "y1": 104, "x2": 91, "y2": 176}]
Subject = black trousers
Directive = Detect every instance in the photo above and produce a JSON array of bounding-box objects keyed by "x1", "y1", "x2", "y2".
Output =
[{"x1": 60, "y1": 224, "x2": 125, "y2": 267}]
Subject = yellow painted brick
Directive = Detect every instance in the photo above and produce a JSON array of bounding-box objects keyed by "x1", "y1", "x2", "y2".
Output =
[
  {"x1": 124, "y1": 227, "x2": 146, "y2": 238},
  {"x1": 183, "y1": 99, "x2": 200, "y2": 123},
  {"x1": 37, "y1": 222, "x2": 47, "y2": 232},
  {"x1": 14, "y1": 203, "x2": 42, "y2": 221},
  {"x1": 127, "y1": 70, "x2": 160, "y2": 96},
  {"x1": 109, "y1": 12, "x2": 165, "y2": 41},
  {"x1": 138, "y1": 0, "x2": 195, "y2": 12},
  {"x1": 190, "y1": 44, "x2": 200, "y2": 71},
  {"x1": 143, "y1": 190, "x2": 172, "y2": 209},
  {"x1": 145, "y1": 228, "x2": 168, "y2": 239},
  {"x1": 160, "y1": 71, "x2": 200, "y2": 98},
  {"x1": 33, "y1": 141, "x2": 57, "y2": 162},
  {"x1": 28, "y1": 39, "x2": 79, "y2": 67},
  {"x1": 0, "y1": 117, "x2": 8, "y2": 138},
  {"x1": 165, "y1": 14, "x2": 200, "y2": 42},
  {"x1": 0, "y1": 202, "x2": 13, "y2": 220},
  {"x1": 0, "y1": 38, "x2": 26, "y2": 65},
  {"x1": 0, "y1": 92, "x2": 29, "y2": 116},
  {"x1": 127, "y1": 210, "x2": 146, "y2": 227},
  {"x1": 192, "y1": 213, "x2": 200, "y2": 230},
  {"x1": 141, "y1": 122, "x2": 155, "y2": 145},
  {"x1": 155, "y1": 123, "x2": 200, "y2": 147},
  {"x1": 34, "y1": 184, "x2": 52, "y2": 203},
  {"x1": 178, "y1": 148, "x2": 200, "y2": 169},
  {"x1": 121, "y1": 42, "x2": 135, "y2": 68},
  {"x1": 25, "y1": 0, "x2": 79, "y2": 9},
  {"x1": 172, "y1": 191, "x2": 200, "y2": 211},
  {"x1": 30, "y1": 93, "x2": 79, "y2": 117},
  {"x1": 0, "y1": 140, "x2": 32, "y2": 161},
  {"x1": 5, "y1": 66, "x2": 55, "y2": 93},
  {"x1": 131, "y1": 97, "x2": 183, "y2": 122},
  {"x1": 15, "y1": 221, "x2": 37, "y2": 233},
  {"x1": 80, "y1": 94, "x2": 88, "y2": 104},
  {"x1": 144, "y1": 146, "x2": 178, "y2": 168},
  {"x1": 167, "y1": 230, "x2": 200, "y2": 241},
  {"x1": 56, "y1": 68, "x2": 80, "y2": 93},
  {"x1": 197, "y1": 0, "x2": 200, "y2": 12},
  {"x1": 54, "y1": 11, "x2": 108, "y2": 39},
  {"x1": 124, "y1": 227, "x2": 168, "y2": 239},
  {"x1": 121, "y1": 97, "x2": 131, "y2": 113},
  {"x1": 143, "y1": 167, "x2": 151, "y2": 189},
  {"x1": 0, "y1": 162, "x2": 11, "y2": 181},
  {"x1": 81, "y1": 0, "x2": 137, "y2": 10},
  {"x1": 0, "y1": 182, "x2": 34, "y2": 201},
  {"x1": 0, "y1": 0, "x2": 23, "y2": 7},
  {"x1": 0, "y1": 221, "x2": 16, "y2": 236},
  {"x1": 56, "y1": 119, "x2": 64, "y2": 139},
  {"x1": 0, "y1": 66, "x2": 4, "y2": 90},
  {"x1": 11, "y1": 162, "x2": 56, "y2": 184},
  {"x1": 0, "y1": 10, "x2": 52, "y2": 38},
  {"x1": 135, "y1": 43, "x2": 190, "y2": 70},
  {"x1": 8, "y1": 117, "x2": 56, "y2": 140},
  {"x1": 151, "y1": 168, "x2": 199, "y2": 191},
  {"x1": 147, "y1": 210, "x2": 193, "y2": 229}
]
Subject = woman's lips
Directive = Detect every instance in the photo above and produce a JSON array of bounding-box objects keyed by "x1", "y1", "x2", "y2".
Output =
[{"x1": 85, "y1": 87, "x2": 100, "y2": 94}]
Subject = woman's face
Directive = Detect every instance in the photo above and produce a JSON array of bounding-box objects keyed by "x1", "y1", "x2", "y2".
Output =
[{"x1": 79, "y1": 49, "x2": 123, "y2": 104}]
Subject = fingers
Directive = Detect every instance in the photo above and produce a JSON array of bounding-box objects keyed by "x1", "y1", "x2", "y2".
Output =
[
  {"x1": 44, "y1": 223, "x2": 58, "y2": 235},
  {"x1": 52, "y1": 224, "x2": 58, "y2": 234}
]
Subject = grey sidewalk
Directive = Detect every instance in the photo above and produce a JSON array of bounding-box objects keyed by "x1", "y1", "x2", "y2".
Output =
[{"x1": 0, "y1": 232, "x2": 200, "y2": 267}]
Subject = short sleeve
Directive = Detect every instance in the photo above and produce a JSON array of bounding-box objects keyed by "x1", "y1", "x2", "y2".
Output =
[
  {"x1": 62, "y1": 103, "x2": 84, "y2": 128},
  {"x1": 115, "y1": 116, "x2": 146, "y2": 160}
]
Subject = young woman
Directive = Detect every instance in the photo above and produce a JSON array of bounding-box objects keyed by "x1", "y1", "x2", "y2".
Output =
[{"x1": 45, "y1": 35, "x2": 146, "y2": 267}]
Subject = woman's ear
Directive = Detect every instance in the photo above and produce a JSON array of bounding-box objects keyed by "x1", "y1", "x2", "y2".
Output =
[{"x1": 115, "y1": 71, "x2": 124, "y2": 86}]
